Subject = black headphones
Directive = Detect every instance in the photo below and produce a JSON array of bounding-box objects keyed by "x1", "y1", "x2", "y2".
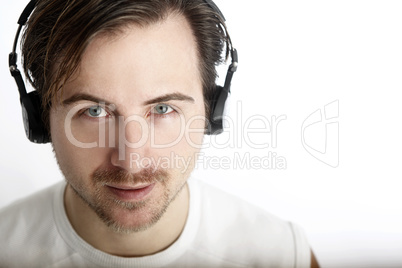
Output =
[
  {"x1": 202, "y1": 0, "x2": 238, "y2": 135},
  {"x1": 9, "y1": 0, "x2": 238, "y2": 144}
]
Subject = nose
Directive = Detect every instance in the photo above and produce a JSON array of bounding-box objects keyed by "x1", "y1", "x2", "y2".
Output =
[{"x1": 110, "y1": 114, "x2": 150, "y2": 173}]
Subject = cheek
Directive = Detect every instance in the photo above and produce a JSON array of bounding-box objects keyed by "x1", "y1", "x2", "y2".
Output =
[
  {"x1": 50, "y1": 110, "x2": 108, "y2": 178},
  {"x1": 150, "y1": 115, "x2": 185, "y2": 146},
  {"x1": 185, "y1": 115, "x2": 205, "y2": 148},
  {"x1": 151, "y1": 110, "x2": 205, "y2": 149},
  {"x1": 147, "y1": 107, "x2": 205, "y2": 173},
  {"x1": 150, "y1": 101, "x2": 205, "y2": 147},
  {"x1": 150, "y1": 116, "x2": 205, "y2": 170}
]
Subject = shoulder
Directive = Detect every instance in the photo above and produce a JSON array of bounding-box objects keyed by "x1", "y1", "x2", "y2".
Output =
[
  {"x1": 0, "y1": 181, "x2": 66, "y2": 266},
  {"x1": 188, "y1": 178, "x2": 311, "y2": 268},
  {"x1": 0, "y1": 181, "x2": 64, "y2": 227}
]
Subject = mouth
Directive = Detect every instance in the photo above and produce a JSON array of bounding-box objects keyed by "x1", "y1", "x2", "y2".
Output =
[{"x1": 106, "y1": 183, "x2": 156, "y2": 201}]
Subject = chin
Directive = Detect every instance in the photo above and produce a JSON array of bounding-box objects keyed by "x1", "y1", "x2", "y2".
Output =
[
  {"x1": 93, "y1": 190, "x2": 172, "y2": 234},
  {"x1": 104, "y1": 212, "x2": 164, "y2": 234}
]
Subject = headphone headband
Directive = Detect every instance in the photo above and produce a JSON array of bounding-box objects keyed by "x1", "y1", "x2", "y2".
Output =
[
  {"x1": 18, "y1": 0, "x2": 37, "y2": 25},
  {"x1": 203, "y1": 0, "x2": 226, "y2": 21}
]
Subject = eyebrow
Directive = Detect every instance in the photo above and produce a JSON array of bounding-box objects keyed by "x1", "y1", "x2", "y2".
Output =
[
  {"x1": 62, "y1": 93, "x2": 111, "y2": 106},
  {"x1": 62, "y1": 92, "x2": 195, "y2": 106},
  {"x1": 143, "y1": 93, "x2": 195, "y2": 105}
]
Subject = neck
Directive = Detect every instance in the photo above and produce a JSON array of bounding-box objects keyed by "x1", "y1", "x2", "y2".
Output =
[{"x1": 64, "y1": 182, "x2": 189, "y2": 257}]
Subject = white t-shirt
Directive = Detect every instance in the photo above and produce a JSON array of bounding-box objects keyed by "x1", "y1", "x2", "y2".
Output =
[{"x1": 0, "y1": 178, "x2": 311, "y2": 267}]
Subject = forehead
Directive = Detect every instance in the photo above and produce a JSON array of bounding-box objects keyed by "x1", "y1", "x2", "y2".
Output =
[{"x1": 61, "y1": 13, "x2": 202, "y2": 105}]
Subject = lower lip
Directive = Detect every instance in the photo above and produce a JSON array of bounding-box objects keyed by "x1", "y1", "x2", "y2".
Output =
[{"x1": 107, "y1": 183, "x2": 155, "y2": 201}]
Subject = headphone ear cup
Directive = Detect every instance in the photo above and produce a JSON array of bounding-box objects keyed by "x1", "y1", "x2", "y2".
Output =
[
  {"x1": 207, "y1": 85, "x2": 230, "y2": 135},
  {"x1": 20, "y1": 91, "x2": 50, "y2": 144}
]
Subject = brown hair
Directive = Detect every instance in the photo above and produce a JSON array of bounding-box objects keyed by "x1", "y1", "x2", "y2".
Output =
[{"x1": 22, "y1": 0, "x2": 232, "y2": 129}]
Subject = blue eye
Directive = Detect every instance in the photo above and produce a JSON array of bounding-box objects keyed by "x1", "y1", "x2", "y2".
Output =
[
  {"x1": 152, "y1": 104, "x2": 174, "y2": 115},
  {"x1": 85, "y1": 106, "x2": 108, "y2": 118}
]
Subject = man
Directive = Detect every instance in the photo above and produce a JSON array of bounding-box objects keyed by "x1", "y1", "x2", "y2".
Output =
[{"x1": 1, "y1": 0, "x2": 319, "y2": 267}]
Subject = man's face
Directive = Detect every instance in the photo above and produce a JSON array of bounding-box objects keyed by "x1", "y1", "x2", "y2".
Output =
[{"x1": 50, "y1": 14, "x2": 205, "y2": 233}]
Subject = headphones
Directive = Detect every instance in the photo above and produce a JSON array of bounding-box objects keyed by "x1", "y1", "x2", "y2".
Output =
[{"x1": 9, "y1": 0, "x2": 238, "y2": 144}]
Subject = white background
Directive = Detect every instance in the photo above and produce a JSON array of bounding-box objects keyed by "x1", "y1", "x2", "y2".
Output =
[{"x1": 1, "y1": 1, "x2": 402, "y2": 267}]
